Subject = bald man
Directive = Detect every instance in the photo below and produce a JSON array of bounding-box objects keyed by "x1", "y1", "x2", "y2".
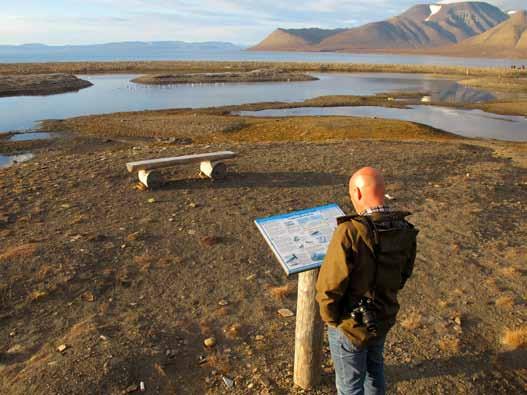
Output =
[{"x1": 316, "y1": 167, "x2": 418, "y2": 395}]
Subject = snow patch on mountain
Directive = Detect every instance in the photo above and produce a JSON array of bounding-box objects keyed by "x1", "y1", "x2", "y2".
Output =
[{"x1": 426, "y1": 5, "x2": 442, "y2": 22}]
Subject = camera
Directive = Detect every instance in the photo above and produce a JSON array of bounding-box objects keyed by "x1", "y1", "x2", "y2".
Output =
[{"x1": 350, "y1": 297, "x2": 378, "y2": 335}]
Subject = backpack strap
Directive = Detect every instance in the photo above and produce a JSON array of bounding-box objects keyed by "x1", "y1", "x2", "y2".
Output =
[{"x1": 350, "y1": 215, "x2": 380, "y2": 299}]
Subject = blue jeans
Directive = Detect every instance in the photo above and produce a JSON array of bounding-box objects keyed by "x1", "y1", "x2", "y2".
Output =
[{"x1": 327, "y1": 326, "x2": 386, "y2": 395}]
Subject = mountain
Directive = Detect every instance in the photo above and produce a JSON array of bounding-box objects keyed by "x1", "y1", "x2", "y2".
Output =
[
  {"x1": 437, "y1": 10, "x2": 527, "y2": 57},
  {"x1": 0, "y1": 41, "x2": 242, "y2": 62},
  {"x1": 250, "y1": 2, "x2": 509, "y2": 52},
  {"x1": 250, "y1": 28, "x2": 345, "y2": 51}
]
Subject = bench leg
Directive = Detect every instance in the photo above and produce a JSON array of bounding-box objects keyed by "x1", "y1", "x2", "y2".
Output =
[
  {"x1": 138, "y1": 169, "x2": 164, "y2": 189},
  {"x1": 200, "y1": 161, "x2": 227, "y2": 179}
]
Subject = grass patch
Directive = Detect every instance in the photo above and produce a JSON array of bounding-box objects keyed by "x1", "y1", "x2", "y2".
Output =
[
  {"x1": 41, "y1": 106, "x2": 457, "y2": 144},
  {"x1": 267, "y1": 282, "x2": 296, "y2": 300},
  {"x1": 500, "y1": 266, "x2": 520, "y2": 278},
  {"x1": 438, "y1": 336, "x2": 461, "y2": 353},
  {"x1": 0, "y1": 243, "x2": 39, "y2": 261},
  {"x1": 501, "y1": 327, "x2": 527, "y2": 349},
  {"x1": 28, "y1": 289, "x2": 48, "y2": 302},
  {"x1": 400, "y1": 312, "x2": 423, "y2": 330},
  {"x1": 495, "y1": 295, "x2": 515, "y2": 309}
]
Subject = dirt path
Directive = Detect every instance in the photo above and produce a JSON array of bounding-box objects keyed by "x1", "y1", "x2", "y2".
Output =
[{"x1": 1, "y1": 130, "x2": 526, "y2": 394}]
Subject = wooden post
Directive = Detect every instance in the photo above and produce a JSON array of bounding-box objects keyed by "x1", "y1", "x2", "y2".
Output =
[{"x1": 294, "y1": 269, "x2": 323, "y2": 389}]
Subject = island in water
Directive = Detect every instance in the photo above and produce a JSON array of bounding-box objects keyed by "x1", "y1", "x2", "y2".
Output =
[{"x1": 0, "y1": 73, "x2": 92, "y2": 97}]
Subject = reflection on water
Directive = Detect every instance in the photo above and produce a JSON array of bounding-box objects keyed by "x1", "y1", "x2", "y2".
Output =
[
  {"x1": 0, "y1": 153, "x2": 34, "y2": 168},
  {"x1": 356, "y1": 75, "x2": 496, "y2": 103},
  {"x1": 430, "y1": 82, "x2": 495, "y2": 103},
  {"x1": 8, "y1": 132, "x2": 53, "y2": 141},
  {"x1": 0, "y1": 73, "x2": 495, "y2": 133},
  {"x1": 238, "y1": 106, "x2": 527, "y2": 142}
]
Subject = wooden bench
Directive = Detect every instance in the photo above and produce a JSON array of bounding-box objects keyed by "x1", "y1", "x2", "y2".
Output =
[{"x1": 126, "y1": 151, "x2": 237, "y2": 188}]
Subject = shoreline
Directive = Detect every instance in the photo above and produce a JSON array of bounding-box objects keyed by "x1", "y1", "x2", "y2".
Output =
[
  {"x1": 245, "y1": 48, "x2": 527, "y2": 61},
  {"x1": 1, "y1": 60, "x2": 526, "y2": 77}
]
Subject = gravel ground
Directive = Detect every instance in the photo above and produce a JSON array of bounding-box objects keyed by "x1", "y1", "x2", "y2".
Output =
[{"x1": 1, "y1": 129, "x2": 526, "y2": 394}]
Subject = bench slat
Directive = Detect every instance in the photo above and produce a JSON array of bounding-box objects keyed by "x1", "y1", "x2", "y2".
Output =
[{"x1": 126, "y1": 151, "x2": 237, "y2": 172}]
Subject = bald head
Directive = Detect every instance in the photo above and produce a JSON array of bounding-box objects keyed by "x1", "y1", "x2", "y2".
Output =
[{"x1": 349, "y1": 167, "x2": 385, "y2": 214}]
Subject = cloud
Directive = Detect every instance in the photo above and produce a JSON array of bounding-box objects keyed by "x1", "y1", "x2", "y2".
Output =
[{"x1": 0, "y1": 0, "x2": 524, "y2": 45}]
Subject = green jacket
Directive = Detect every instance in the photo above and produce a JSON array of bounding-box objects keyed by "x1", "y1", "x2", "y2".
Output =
[{"x1": 316, "y1": 211, "x2": 418, "y2": 346}]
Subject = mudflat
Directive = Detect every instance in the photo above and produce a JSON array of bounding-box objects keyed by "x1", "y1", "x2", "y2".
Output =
[
  {"x1": 132, "y1": 70, "x2": 318, "y2": 85},
  {"x1": 0, "y1": 74, "x2": 92, "y2": 97},
  {"x1": 1, "y1": 104, "x2": 526, "y2": 394}
]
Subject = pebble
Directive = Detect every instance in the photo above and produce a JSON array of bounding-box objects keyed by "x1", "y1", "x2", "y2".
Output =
[
  {"x1": 57, "y1": 344, "x2": 67, "y2": 353},
  {"x1": 218, "y1": 300, "x2": 229, "y2": 306},
  {"x1": 246, "y1": 274, "x2": 257, "y2": 281},
  {"x1": 124, "y1": 384, "x2": 138, "y2": 393},
  {"x1": 255, "y1": 335, "x2": 265, "y2": 341},
  {"x1": 278, "y1": 308, "x2": 295, "y2": 318},
  {"x1": 147, "y1": 198, "x2": 156, "y2": 204},
  {"x1": 204, "y1": 337, "x2": 217, "y2": 347},
  {"x1": 222, "y1": 376, "x2": 234, "y2": 389},
  {"x1": 126, "y1": 231, "x2": 142, "y2": 241},
  {"x1": 201, "y1": 236, "x2": 220, "y2": 246},
  {"x1": 7, "y1": 344, "x2": 24, "y2": 354}
]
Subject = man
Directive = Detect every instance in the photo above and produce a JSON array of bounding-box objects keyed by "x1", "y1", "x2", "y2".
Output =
[{"x1": 316, "y1": 167, "x2": 418, "y2": 395}]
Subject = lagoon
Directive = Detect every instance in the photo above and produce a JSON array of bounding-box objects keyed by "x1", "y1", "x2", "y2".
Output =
[{"x1": 0, "y1": 73, "x2": 496, "y2": 132}]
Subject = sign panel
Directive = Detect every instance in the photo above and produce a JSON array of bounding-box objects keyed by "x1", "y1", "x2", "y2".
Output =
[{"x1": 255, "y1": 203, "x2": 345, "y2": 276}]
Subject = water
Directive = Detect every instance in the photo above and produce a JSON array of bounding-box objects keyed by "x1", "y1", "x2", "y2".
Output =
[
  {"x1": 0, "y1": 153, "x2": 34, "y2": 168},
  {"x1": 8, "y1": 132, "x2": 53, "y2": 141},
  {"x1": 1, "y1": 48, "x2": 526, "y2": 68},
  {"x1": 0, "y1": 73, "x2": 495, "y2": 132},
  {"x1": 238, "y1": 106, "x2": 527, "y2": 141}
]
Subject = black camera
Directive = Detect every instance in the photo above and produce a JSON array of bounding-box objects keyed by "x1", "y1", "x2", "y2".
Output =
[{"x1": 350, "y1": 297, "x2": 378, "y2": 335}]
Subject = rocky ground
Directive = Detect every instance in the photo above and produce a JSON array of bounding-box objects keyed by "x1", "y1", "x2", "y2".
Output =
[
  {"x1": 131, "y1": 70, "x2": 317, "y2": 85},
  {"x1": 0, "y1": 74, "x2": 92, "y2": 97},
  {"x1": 1, "y1": 110, "x2": 526, "y2": 394}
]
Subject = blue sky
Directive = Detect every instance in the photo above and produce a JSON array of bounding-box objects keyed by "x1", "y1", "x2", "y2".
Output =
[{"x1": 1, "y1": 0, "x2": 524, "y2": 46}]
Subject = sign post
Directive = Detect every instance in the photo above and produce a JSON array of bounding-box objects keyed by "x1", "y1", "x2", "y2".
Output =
[
  {"x1": 255, "y1": 204, "x2": 344, "y2": 389},
  {"x1": 294, "y1": 269, "x2": 324, "y2": 389}
]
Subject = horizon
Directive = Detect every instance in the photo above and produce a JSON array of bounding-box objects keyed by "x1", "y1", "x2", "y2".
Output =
[{"x1": 1, "y1": 0, "x2": 525, "y2": 47}]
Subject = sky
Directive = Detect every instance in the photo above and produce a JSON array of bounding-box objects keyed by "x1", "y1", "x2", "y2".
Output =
[{"x1": 0, "y1": 0, "x2": 524, "y2": 46}]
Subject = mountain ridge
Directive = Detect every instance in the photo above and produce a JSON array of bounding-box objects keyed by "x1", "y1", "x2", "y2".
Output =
[
  {"x1": 0, "y1": 41, "x2": 242, "y2": 51},
  {"x1": 250, "y1": 1, "x2": 513, "y2": 55},
  {"x1": 433, "y1": 10, "x2": 527, "y2": 57}
]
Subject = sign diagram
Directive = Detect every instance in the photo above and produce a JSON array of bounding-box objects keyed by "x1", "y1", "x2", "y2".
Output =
[{"x1": 255, "y1": 204, "x2": 345, "y2": 275}]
